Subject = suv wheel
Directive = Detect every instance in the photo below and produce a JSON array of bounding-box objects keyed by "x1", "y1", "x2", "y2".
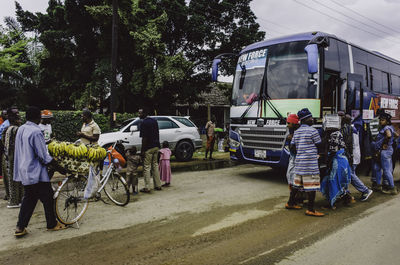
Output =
[{"x1": 175, "y1": 140, "x2": 194, "y2": 162}]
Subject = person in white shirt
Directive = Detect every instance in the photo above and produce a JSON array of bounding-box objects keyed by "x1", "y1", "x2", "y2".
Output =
[{"x1": 39, "y1": 110, "x2": 54, "y2": 144}]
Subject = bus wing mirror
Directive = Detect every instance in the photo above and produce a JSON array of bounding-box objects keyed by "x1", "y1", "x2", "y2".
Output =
[
  {"x1": 212, "y1": 58, "x2": 221, "y2": 82},
  {"x1": 305, "y1": 44, "x2": 318, "y2": 74}
]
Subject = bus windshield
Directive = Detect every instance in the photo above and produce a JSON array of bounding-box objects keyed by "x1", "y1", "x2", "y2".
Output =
[{"x1": 232, "y1": 41, "x2": 317, "y2": 106}]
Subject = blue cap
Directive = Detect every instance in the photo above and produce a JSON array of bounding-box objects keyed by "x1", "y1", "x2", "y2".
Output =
[{"x1": 297, "y1": 108, "x2": 312, "y2": 121}]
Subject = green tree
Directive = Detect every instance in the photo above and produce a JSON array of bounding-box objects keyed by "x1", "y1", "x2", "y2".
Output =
[
  {"x1": 186, "y1": 0, "x2": 265, "y2": 76},
  {"x1": 0, "y1": 17, "x2": 29, "y2": 107},
  {"x1": 14, "y1": 0, "x2": 265, "y2": 112}
]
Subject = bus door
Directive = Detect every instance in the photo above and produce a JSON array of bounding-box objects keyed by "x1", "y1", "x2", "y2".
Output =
[
  {"x1": 346, "y1": 73, "x2": 364, "y2": 116},
  {"x1": 322, "y1": 71, "x2": 340, "y2": 115}
]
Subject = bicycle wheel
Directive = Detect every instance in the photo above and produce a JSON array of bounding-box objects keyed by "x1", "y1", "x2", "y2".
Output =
[
  {"x1": 54, "y1": 175, "x2": 89, "y2": 225},
  {"x1": 103, "y1": 170, "x2": 130, "y2": 206}
]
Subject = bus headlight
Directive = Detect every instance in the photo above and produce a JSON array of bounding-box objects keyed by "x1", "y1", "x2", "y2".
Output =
[{"x1": 229, "y1": 138, "x2": 240, "y2": 148}]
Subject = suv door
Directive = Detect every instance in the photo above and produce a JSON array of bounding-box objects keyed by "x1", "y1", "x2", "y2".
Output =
[
  {"x1": 122, "y1": 119, "x2": 142, "y2": 151},
  {"x1": 154, "y1": 117, "x2": 180, "y2": 150}
]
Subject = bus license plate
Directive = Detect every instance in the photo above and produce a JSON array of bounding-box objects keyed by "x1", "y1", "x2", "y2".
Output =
[{"x1": 254, "y1": 149, "x2": 266, "y2": 159}]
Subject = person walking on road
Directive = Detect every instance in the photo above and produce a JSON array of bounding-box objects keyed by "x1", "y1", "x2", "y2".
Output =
[
  {"x1": 349, "y1": 115, "x2": 373, "y2": 201},
  {"x1": 1, "y1": 107, "x2": 23, "y2": 208},
  {"x1": 76, "y1": 109, "x2": 101, "y2": 145},
  {"x1": 139, "y1": 108, "x2": 162, "y2": 193},
  {"x1": 204, "y1": 115, "x2": 216, "y2": 160},
  {"x1": 286, "y1": 108, "x2": 324, "y2": 217},
  {"x1": 13, "y1": 106, "x2": 67, "y2": 238}
]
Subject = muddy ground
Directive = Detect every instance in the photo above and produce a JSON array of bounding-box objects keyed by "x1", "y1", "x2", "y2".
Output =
[{"x1": 0, "y1": 164, "x2": 397, "y2": 265}]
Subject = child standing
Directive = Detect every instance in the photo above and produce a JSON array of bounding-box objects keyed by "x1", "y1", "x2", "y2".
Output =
[
  {"x1": 159, "y1": 141, "x2": 172, "y2": 187},
  {"x1": 125, "y1": 146, "x2": 141, "y2": 194}
]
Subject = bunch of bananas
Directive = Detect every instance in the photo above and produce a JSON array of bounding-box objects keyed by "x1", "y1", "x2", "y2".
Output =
[
  {"x1": 65, "y1": 143, "x2": 88, "y2": 159},
  {"x1": 48, "y1": 141, "x2": 67, "y2": 157},
  {"x1": 87, "y1": 145, "x2": 107, "y2": 162},
  {"x1": 48, "y1": 141, "x2": 106, "y2": 162}
]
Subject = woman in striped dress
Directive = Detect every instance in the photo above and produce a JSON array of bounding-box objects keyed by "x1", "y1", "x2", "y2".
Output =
[{"x1": 286, "y1": 108, "x2": 324, "y2": 217}]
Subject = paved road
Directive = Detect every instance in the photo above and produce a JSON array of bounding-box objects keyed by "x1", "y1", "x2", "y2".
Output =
[
  {"x1": 0, "y1": 164, "x2": 398, "y2": 265},
  {"x1": 276, "y1": 196, "x2": 400, "y2": 265}
]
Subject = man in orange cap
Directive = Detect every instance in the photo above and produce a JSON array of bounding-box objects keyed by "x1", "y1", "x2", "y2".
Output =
[{"x1": 39, "y1": 110, "x2": 54, "y2": 144}]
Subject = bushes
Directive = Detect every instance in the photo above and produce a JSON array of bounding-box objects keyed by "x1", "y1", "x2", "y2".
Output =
[{"x1": 52, "y1": 111, "x2": 136, "y2": 142}]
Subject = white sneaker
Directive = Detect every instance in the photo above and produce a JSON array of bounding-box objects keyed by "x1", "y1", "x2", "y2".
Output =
[
  {"x1": 7, "y1": 203, "x2": 21, "y2": 209},
  {"x1": 360, "y1": 189, "x2": 373, "y2": 202}
]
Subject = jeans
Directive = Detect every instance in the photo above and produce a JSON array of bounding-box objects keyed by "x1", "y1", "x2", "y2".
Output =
[
  {"x1": 17, "y1": 182, "x2": 57, "y2": 229},
  {"x1": 373, "y1": 149, "x2": 395, "y2": 188},
  {"x1": 350, "y1": 165, "x2": 369, "y2": 193},
  {"x1": 143, "y1": 147, "x2": 161, "y2": 190},
  {"x1": 371, "y1": 161, "x2": 389, "y2": 186}
]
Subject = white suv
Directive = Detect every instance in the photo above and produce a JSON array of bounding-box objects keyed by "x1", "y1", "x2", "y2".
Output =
[{"x1": 98, "y1": 116, "x2": 202, "y2": 161}]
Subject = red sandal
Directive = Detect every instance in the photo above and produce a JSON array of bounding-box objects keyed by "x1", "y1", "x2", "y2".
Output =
[{"x1": 305, "y1": 210, "x2": 324, "y2": 217}]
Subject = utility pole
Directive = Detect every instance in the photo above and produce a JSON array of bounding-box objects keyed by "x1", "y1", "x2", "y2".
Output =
[{"x1": 110, "y1": 0, "x2": 118, "y2": 127}]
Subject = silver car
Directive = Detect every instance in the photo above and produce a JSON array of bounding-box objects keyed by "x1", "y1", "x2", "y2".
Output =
[{"x1": 98, "y1": 116, "x2": 202, "y2": 161}]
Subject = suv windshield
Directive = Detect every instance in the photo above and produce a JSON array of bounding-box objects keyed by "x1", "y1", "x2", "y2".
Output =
[
  {"x1": 118, "y1": 118, "x2": 135, "y2": 130},
  {"x1": 232, "y1": 41, "x2": 317, "y2": 106}
]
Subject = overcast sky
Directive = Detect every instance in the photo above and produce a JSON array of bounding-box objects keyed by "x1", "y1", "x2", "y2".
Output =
[{"x1": 2, "y1": 0, "x2": 400, "y2": 60}]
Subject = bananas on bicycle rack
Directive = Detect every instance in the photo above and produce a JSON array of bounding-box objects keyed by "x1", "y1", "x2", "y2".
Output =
[{"x1": 48, "y1": 141, "x2": 107, "y2": 174}]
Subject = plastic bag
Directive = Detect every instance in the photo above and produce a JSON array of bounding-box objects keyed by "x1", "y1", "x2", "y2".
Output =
[
  {"x1": 84, "y1": 166, "x2": 100, "y2": 199},
  {"x1": 108, "y1": 147, "x2": 126, "y2": 167}
]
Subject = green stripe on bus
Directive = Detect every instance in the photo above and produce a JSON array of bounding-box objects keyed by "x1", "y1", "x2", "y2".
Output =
[{"x1": 260, "y1": 99, "x2": 321, "y2": 118}]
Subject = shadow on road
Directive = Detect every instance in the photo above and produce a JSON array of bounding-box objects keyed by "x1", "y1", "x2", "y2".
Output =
[{"x1": 236, "y1": 166, "x2": 288, "y2": 185}]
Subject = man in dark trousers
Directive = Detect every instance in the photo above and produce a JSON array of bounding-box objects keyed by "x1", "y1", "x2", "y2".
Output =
[
  {"x1": 14, "y1": 106, "x2": 67, "y2": 238},
  {"x1": 139, "y1": 108, "x2": 162, "y2": 193}
]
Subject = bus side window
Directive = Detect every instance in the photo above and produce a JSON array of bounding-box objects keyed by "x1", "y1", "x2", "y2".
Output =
[
  {"x1": 338, "y1": 41, "x2": 350, "y2": 75},
  {"x1": 382, "y1": 72, "x2": 390, "y2": 93},
  {"x1": 324, "y1": 39, "x2": 339, "y2": 71},
  {"x1": 391, "y1": 75, "x2": 400, "y2": 95},
  {"x1": 355, "y1": 63, "x2": 368, "y2": 88}
]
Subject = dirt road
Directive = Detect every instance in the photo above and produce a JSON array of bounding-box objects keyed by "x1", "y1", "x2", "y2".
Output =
[{"x1": 0, "y1": 164, "x2": 397, "y2": 265}]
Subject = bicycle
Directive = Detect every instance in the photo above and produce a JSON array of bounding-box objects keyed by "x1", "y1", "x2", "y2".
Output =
[{"x1": 53, "y1": 140, "x2": 130, "y2": 225}]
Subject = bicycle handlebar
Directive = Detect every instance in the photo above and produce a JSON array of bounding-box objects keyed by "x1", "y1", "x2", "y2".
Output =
[{"x1": 108, "y1": 140, "x2": 129, "y2": 153}]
